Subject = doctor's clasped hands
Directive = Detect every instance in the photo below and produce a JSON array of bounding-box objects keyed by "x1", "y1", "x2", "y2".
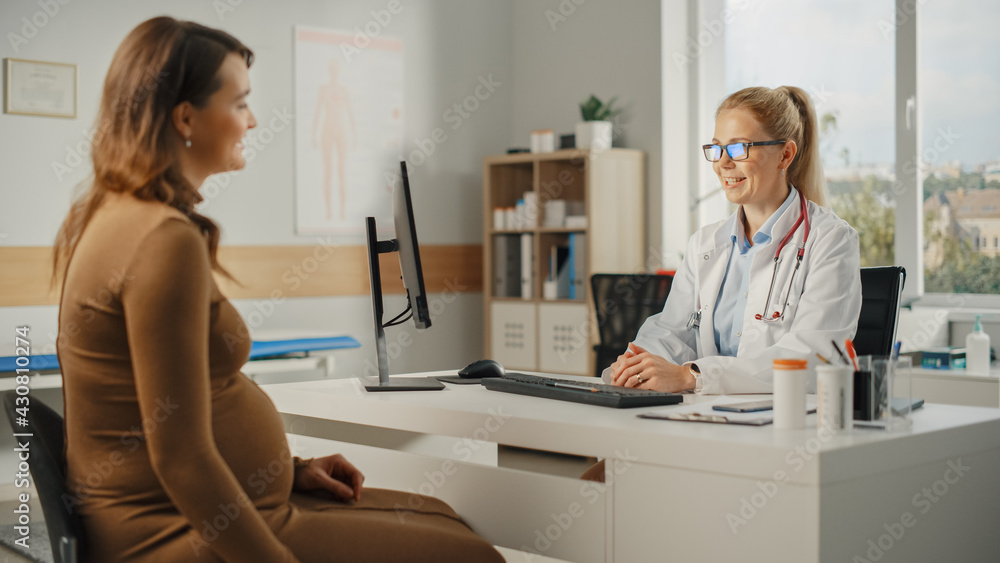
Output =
[{"x1": 610, "y1": 343, "x2": 697, "y2": 392}]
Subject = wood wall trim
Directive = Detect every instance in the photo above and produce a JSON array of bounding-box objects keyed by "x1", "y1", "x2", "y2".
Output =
[
  {"x1": 0, "y1": 245, "x2": 482, "y2": 307},
  {"x1": 0, "y1": 247, "x2": 59, "y2": 307}
]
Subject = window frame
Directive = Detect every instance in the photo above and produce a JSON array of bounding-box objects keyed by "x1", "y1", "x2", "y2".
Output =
[{"x1": 894, "y1": 0, "x2": 922, "y2": 298}]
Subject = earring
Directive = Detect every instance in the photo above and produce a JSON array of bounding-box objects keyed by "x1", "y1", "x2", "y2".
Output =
[
  {"x1": 185, "y1": 137, "x2": 192, "y2": 148},
  {"x1": 780, "y1": 168, "x2": 785, "y2": 175}
]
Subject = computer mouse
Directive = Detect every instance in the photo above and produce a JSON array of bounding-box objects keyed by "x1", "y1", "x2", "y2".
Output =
[{"x1": 458, "y1": 359, "x2": 506, "y2": 379}]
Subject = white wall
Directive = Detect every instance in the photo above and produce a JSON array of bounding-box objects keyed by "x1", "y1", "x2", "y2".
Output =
[
  {"x1": 2, "y1": 1, "x2": 680, "y2": 375},
  {"x1": 0, "y1": 0, "x2": 516, "y2": 375},
  {"x1": 508, "y1": 0, "x2": 664, "y2": 264}
]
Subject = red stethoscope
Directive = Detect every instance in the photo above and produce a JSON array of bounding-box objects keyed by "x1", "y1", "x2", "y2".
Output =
[{"x1": 755, "y1": 187, "x2": 810, "y2": 322}]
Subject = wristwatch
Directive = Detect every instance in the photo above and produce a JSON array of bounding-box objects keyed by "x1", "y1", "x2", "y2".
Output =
[{"x1": 688, "y1": 363, "x2": 703, "y2": 393}]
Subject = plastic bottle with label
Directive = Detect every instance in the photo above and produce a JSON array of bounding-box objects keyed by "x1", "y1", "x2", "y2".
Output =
[
  {"x1": 773, "y1": 358, "x2": 808, "y2": 429},
  {"x1": 966, "y1": 315, "x2": 991, "y2": 375}
]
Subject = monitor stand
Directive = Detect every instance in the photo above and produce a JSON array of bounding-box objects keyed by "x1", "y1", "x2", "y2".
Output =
[{"x1": 363, "y1": 217, "x2": 444, "y2": 392}]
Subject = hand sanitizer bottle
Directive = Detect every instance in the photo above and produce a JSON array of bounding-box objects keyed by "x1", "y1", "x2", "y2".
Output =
[{"x1": 965, "y1": 315, "x2": 990, "y2": 375}]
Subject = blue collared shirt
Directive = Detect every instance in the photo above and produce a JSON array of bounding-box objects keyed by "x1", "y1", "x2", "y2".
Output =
[{"x1": 713, "y1": 188, "x2": 796, "y2": 356}]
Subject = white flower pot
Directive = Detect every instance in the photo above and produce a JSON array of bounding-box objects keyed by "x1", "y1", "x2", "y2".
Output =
[{"x1": 575, "y1": 121, "x2": 613, "y2": 151}]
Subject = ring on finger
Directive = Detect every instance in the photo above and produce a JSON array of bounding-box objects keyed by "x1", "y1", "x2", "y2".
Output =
[{"x1": 634, "y1": 374, "x2": 644, "y2": 384}]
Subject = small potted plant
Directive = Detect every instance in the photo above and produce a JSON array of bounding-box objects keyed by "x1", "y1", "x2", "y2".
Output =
[{"x1": 576, "y1": 94, "x2": 620, "y2": 150}]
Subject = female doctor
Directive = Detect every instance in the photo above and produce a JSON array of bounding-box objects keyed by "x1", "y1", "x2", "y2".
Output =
[{"x1": 609, "y1": 86, "x2": 861, "y2": 394}]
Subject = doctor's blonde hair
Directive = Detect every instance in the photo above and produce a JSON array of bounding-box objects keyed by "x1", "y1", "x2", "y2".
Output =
[{"x1": 717, "y1": 86, "x2": 828, "y2": 207}]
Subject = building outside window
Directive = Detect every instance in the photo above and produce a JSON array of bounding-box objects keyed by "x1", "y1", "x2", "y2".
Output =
[{"x1": 920, "y1": 0, "x2": 1000, "y2": 294}]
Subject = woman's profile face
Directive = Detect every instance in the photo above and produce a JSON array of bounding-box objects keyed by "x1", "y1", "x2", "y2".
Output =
[
  {"x1": 187, "y1": 52, "x2": 257, "y2": 177},
  {"x1": 712, "y1": 107, "x2": 789, "y2": 208}
]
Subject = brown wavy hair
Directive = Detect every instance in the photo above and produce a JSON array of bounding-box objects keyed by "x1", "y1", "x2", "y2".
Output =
[
  {"x1": 717, "y1": 86, "x2": 827, "y2": 207},
  {"x1": 52, "y1": 16, "x2": 254, "y2": 283}
]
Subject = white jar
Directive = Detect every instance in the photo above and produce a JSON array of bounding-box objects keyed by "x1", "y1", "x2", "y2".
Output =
[
  {"x1": 816, "y1": 364, "x2": 853, "y2": 433},
  {"x1": 530, "y1": 129, "x2": 555, "y2": 153},
  {"x1": 773, "y1": 358, "x2": 808, "y2": 429},
  {"x1": 504, "y1": 207, "x2": 516, "y2": 230},
  {"x1": 493, "y1": 208, "x2": 505, "y2": 230}
]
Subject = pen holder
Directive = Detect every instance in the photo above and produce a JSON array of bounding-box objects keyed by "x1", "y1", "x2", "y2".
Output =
[{"x1": 853, "y1": 355, "x2": 913, "y2": 430}]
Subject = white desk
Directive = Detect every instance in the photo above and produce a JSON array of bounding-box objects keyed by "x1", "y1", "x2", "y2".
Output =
[{"x1": 263, "y1": 372, "x2": 1000, "y2": 563}]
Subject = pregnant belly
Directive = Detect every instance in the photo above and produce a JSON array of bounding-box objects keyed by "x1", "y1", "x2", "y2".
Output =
[{"x1": 211, "y1": 375, "x2": 295, "y2": 507}]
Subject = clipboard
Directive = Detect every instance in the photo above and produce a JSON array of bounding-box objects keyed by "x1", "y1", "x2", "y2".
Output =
[
  {"x1": 638, "y1": 412, "x2": 773, "y2": 426},
  {"x1": 638, "y1": 406, "x2": 816, "y2": 426}
]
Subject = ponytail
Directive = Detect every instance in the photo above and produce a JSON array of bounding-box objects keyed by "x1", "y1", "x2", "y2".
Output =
[
  {"x1": 717, "y1": 86, "x2": 828, "y2": 206},
  {"x1": 776, "y1": 86, "x2": 826, "y2": 207}
]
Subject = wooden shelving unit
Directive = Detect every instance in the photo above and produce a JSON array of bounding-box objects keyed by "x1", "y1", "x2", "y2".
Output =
[{"x1": 482, "y1": 148, "x2": 646, "y2": 376}]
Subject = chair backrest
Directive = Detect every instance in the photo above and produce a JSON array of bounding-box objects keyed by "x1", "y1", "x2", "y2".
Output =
[
  {"x1": 855, "y1": 266, "x2": 907, "y2": 357},
  {"x1": 591, "y1": 273, "x2": 673, "y2": 377},
  {"x1": 3, "y1": 391, "x2": 83, "y2": 563}
]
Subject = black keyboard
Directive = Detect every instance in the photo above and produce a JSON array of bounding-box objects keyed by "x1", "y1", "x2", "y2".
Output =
[{"x1": 482, "y1": 372, "x2": 684, "y2": 409}]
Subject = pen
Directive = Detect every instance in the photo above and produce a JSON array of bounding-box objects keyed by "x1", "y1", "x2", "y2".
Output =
[
  {"x1": 844, "y1": 339, "x2": 859, "y2": 371},
  {"x1": 831, "y1": 340, "x2": 849, "y2": 366},
  {"x1": 816, "y1": 353, "x2": 831, "y2": 365}
]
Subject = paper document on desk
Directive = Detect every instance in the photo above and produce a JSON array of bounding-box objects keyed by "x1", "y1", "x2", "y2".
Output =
[{"x1": 639, "y1": 398, "x2": 817, "y2": 426}]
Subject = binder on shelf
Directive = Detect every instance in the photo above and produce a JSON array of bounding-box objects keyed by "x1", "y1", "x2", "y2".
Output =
[
  {"x1": 569, "y1": 233, "x2": 579, "y2": 299},
  {"x1": 547, "y1": 244, "x2": 572, "y2": 299},
  {"x1": 520, "y1": 233, "x2": 534, "y2": 299},
  {"x1": 568, "y1": 233, "x2": 587, "y2": 300},
  {"x1": 493, "y1": 235, "x2": 522, "y2": 297}
]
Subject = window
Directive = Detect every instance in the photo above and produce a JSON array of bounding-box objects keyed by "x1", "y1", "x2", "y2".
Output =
[
  {"x1": 720, "y1": 0, "x2": 895, "y2": 267},
  {"x1": 699, "y1": 0, "x2": 1000, "y2": 301},
  {"x1": 920, "y1": 0, "x2": 1000, "y2": 295}
]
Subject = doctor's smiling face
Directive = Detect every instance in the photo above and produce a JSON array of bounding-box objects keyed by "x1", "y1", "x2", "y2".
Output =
[{"x1": 712, "y1": 108, "x2": 797, "y2": 213}]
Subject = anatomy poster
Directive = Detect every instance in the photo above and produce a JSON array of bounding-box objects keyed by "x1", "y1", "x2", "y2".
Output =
[{"x1": 294, "y1": 26, "x2": 403, "y2": 235}]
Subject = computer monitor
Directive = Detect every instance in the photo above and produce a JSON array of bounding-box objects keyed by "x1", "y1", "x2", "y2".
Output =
[
  {"x1": 363, "y1": 162, "x2": 444, "y2": 391},
  {"x1": 394, "y1": 162, "x2": 431, "y2": 329}
]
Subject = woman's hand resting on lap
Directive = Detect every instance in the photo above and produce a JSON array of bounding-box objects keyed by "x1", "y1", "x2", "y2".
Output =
[{"x1": 293, "y1": 454, "x2": 365, "y2": 502}]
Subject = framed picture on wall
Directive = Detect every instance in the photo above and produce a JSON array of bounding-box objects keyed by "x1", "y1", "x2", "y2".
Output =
[{"x1": 4, "y1": 58, "x2": 77, "y2": 118}]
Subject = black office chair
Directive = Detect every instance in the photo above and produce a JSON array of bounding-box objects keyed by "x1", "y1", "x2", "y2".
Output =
[
  {"x1": 855, "y1": 266, "x2": 907, "y2": 357},
  {"x1": 3, "y1": 391, "x2": 84, "y2": 563},
  {"x1": 591, "y1": 273, "x2": 673, "y2": 377}
]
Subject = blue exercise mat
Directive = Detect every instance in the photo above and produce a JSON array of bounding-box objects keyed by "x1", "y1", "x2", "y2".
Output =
[
  {"x1": 0, "y1": 354, "x2": 60, "y2": 373},
  {"x1": 0, "y1": 336, "x2": 361, "y2": 373},
  {"x1": 248, "y1": 336, "x2": 360, "y2": 359}
]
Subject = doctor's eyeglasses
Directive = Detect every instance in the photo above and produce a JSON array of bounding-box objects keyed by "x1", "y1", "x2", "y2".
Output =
[{"x1": 702, "y1": 140, "x2": 786, "y2": 162}]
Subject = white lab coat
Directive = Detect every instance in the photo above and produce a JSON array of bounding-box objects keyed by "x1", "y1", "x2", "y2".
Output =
[{"x1": 626, "y1": 189, "x2": 861, "y2": 394}]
